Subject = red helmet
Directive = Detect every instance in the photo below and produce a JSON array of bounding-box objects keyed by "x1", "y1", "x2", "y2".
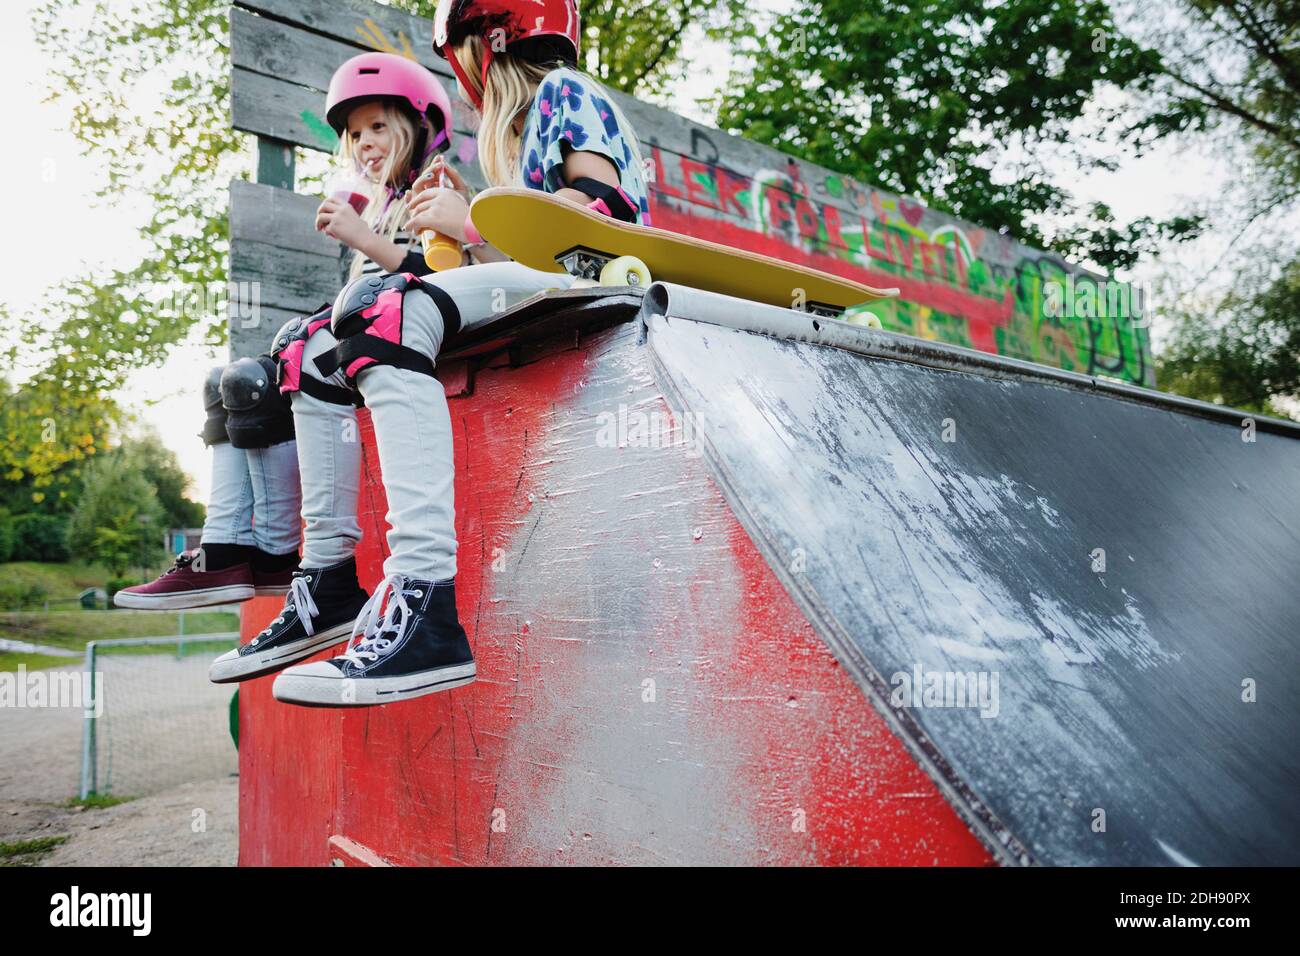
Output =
[
  {"x1": 325, "y1": 52, "x2": 454, "y2": 154},
  {"x1": 433, "y1": 0, "x2": 580, "y2": 110}
]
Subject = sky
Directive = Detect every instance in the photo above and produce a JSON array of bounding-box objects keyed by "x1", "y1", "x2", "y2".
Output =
[{"x1": 0, "y1": 0, "x2": 1256, "y2": 504}]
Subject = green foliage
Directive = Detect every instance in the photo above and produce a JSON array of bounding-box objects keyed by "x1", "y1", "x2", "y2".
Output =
[
  {"x1": 1124, "y1": 1, "x2": 1300, "y2": 210},
  {"x1": 1054, "y1": 204, "x2": 1207, "y2": 274},
  {"x1": 0, "y1": 510, "x2": 13, "y2": 564},
  {"x1": 0, "y1": 835, "x2": 69, "y2": 861},
  {"x1": 0, "y1": 652, "x2": 77, "y2": 674},
  {"x1": 128, "y1": 431, "x2": 206, "y2": 529},
  {"x1": 65, "y1": 451, "x2": 165, "y2": 575},
  {"x1": 64, "y1": 794, "x2": 133, "y2": 809},
  {"x1": 9, "y1": 515, "x2": 71, "y2": 562},
  {"x1": 577, "y1": 0, "x2": 755, "y2": 95},
  {"x1": 0, "y1": 561, "x2": 111, "y2": 601},
  {"x1": 714, "y1": 0, "x2": 1164, "y2": 252},
  {"x1": 1157, "y1": 256, "x2": 1300, "y2": 416},
  {"x1": 104, "y1": 576, "x2": 144, "y2": 604},
  {"x1": 31, "y1": 0, "x2": 242, "y2": 382},
  {"x1": 0, "y1": 580, "x2": 49, "y2": 611},
  {"x1": 0, "y1": 608, "x2": 239, "y2": 650},
  {"x1": 0, "y1": 315, "x2": 117, "y2": 508},
  {"x1": 384, "y1": 1, "x2": 754, "y2": 96}
]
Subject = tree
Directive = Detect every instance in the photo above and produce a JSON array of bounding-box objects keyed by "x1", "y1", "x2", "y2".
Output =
[
  {"x1": 713, "y1": 0, "x2": 1171, "y2": 256},
  {"x1": 0, "y1": 312, "x2": 118, "y2": 512},
  {"x1": 575, "y1": 0, "x2": 755, "y2": 95},
  {"x1": 1123, "y1": 1, "x2": 1300, "y2": 416},
  {"x1": 66, "y1": 449, "x2": 165, "y2": 575},
  {"x1": 1156, "y1": 257, "x2": 1300, "y2": 415},
  {"x1": 127, "y1": 431, "x2": 206, "y2": 529}
]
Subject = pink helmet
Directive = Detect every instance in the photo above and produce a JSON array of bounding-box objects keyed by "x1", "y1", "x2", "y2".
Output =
[{"x1": 325, "y1": 52, "x2": 454, "y2": 153}]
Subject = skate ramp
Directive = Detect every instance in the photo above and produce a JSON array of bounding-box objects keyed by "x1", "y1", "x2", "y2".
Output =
[{"x1": 643, "y1": 283, "x2": 1300, "y2": 866}]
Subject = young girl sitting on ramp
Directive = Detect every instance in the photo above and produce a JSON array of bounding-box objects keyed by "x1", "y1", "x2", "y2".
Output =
[
  {"x1": 260, "y1": 0, "x2": 652, "y2": 707},
  {"x1": 118, "y1": 52, "x2": 453, "y2": 615}
]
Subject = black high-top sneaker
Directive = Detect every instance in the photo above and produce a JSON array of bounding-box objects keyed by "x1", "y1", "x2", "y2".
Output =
[
  {"x1": 209, "y1": 557, "x2": 370, "y2": 683},
  {"x1": 272, "y1": 573, "x2": 475, "y2": 707}
]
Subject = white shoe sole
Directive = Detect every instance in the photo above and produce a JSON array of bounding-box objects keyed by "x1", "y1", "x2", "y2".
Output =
[
  {"x1": 114, "y1": 584, "x2": 255, "y2": 610},
  {"x1": 254, "y1": 584, "x2": 292, "y2": 597},
  {"x1": 208, "y1": 621, "x2": 355, "y2": 683},
  {"x1": 272, "y1": 661, "x2": 477, "y2": 707}
]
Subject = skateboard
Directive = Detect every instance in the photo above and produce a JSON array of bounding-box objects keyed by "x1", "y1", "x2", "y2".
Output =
[{"x1": 469, "y1": 187, "x2": 898, "y2": 320}]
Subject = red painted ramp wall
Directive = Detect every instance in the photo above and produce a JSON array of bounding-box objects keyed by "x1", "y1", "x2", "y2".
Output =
[{"x1": 237, "y1": 320, "x2": 990, "y2": 866}]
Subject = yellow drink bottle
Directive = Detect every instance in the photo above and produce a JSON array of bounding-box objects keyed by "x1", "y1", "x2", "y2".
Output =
[{"x1": 421, "y1": 168, "x2": 463, "y2": 271}]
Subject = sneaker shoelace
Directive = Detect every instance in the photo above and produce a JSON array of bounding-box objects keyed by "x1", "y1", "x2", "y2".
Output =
[
  {"x1": 164, "y1": 550, "x2": 199, "y2": 576},
  {"x1": 261, "y1": 573, "x2": 319, "y2": 638},
  {"x1": 342, "y1": 573, "x2": 418, "y2": 666}
]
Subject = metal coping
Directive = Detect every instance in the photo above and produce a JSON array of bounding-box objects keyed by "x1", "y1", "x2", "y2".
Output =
[{"x1": 640, "y1": 281, "x2": 1300, "y2": 438}]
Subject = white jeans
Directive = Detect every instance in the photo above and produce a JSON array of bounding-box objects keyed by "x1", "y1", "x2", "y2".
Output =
[
  {"x1": 295, "y1": 261, "x2": 575, "y2": 579},
  {"x1": 201, "y1": 439, "x2": 303, "y2": 555}
]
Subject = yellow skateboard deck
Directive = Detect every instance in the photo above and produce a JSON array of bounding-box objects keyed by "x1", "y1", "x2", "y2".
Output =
[{"x1": 469, "y1": 187, "x2": 899, "y2": 315}]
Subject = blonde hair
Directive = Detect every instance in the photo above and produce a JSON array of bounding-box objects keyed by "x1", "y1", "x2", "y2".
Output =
[
  {"x1": 453, "y1": 36, "x2": 645, "y2": 192},
  {"x1": 336, "y1": 100, "x2": 438, "y2": 281}
]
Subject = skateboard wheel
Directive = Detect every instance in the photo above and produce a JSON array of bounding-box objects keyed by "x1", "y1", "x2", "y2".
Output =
[
  {"x1": 599, "y1": 256, "x2": 652, "y2": 288},
  {"x1": 843, "y1": 307, "x2": 884, "y2": 330}
]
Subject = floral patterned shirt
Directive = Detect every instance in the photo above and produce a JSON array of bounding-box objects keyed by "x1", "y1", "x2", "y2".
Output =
[{"x1": 520, "y1": 67, "x2": 652, "y2": 227}]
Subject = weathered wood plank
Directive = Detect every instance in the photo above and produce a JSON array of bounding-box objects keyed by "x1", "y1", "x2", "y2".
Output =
[
  {"x1": 232, "y1": 67, "x2": 335, "y2": 151},
  {"x1": 231, "y1": 5, "x2": 444, "y2": 94},
  {"x1": 230, "y1": 238, "x2": 337, "y2": 312},
  {"x1": 231, "y1": 178, "x2": 342, "y2": 256},
  {"x1": 231, "y1": 65, "x2": 485, "y2": 176},
  {"x1": 228, "y1": 304, "x2": 305, "y2": 361},
  {"x1": 236, "y1": 0, "x2": 431, "y2": 57}
]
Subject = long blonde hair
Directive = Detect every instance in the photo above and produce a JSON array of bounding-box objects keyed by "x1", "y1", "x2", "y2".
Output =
[
  {"x1": 452, "y1": 35, "x2": 645, "y2": 190},
  {"x1": 337, "y1": 100, "x2": 438, "y2": 280}
]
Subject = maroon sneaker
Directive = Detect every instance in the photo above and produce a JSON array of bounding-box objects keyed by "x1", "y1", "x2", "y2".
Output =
[
  {"x1": 252, "y1": 564, "x2": 297, "y2": 597},
  {"x1": 113, "y1": 550, "x2": 255, "y2": 609}
]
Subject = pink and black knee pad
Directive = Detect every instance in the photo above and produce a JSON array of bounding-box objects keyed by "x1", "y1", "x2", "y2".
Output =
[
  {"x1": 312, "y1": 272, "x2": 461, "y2": 392},
  {"x1": 269, "y1": 304, "x2": 355, "y2": 407}
]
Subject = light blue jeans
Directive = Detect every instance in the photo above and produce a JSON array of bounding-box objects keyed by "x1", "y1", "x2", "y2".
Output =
[
  {"x1": 201, "y1": 438, "x2": 303, "y2": 555},
  {"x1": 294, "y1": 261, "x2": 575, "y2": 578}
]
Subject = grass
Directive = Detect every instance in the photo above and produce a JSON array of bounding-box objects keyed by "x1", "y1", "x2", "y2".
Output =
[
  {"x1": 0, "y1": 651, "x2": 76, "y2": 673},
  {"x1": 0, "y1": 609, "x2": 239, "y2": 652},
  {"x1": 0, "y1": 638, "x2": 238, "y2": 672},
  {"x1": 64, "y1": 794, "x2": 133, "y2": 809},
  {"x1": 0, "y1": 561, "x2": 108, "y2": 603},
  {"x1": 0, "y1": 835, "x2": 69, "y2": 865}
]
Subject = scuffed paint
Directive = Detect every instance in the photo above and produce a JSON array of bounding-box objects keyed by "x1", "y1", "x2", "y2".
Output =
[
  {"x1": 239, "y1": 322, "x2": 993, "y2": 866},
  {"x1": 648, "y1": 314, "x2": 1300, "y2": 865}
]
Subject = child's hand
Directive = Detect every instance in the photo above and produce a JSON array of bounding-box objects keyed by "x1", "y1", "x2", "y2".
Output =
[
  {"x1": 405, "y1": 186, "x2": 470, "y2": 241},
  {"x1": 412, "y1": 155, "x2": 471, "y2": 204},
  {"x1": 315, "y1": 197, "x2": 370, "y2": 248}
]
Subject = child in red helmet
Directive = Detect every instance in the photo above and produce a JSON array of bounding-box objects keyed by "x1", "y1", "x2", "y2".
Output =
[{"x1": 270, "y1": 0, "x2": 652, "y2": 707}]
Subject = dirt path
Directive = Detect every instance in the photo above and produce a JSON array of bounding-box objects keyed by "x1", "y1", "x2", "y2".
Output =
[
  {"x1": 1, "y1": 657, "x2": 240, "y2": 866},
  {"x1": 2, "y1": 776, "x2": 238, "y2": 866}
]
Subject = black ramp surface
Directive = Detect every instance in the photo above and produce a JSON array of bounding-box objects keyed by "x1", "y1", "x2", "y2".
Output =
[{"x1": 647, "y1": 314, "x2": 1300, "y2": 866}]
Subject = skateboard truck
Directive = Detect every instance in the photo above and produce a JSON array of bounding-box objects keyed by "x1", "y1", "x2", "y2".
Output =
[
  {"x1": 558, "y1": 246, "x2": 849, "y2": 319},
  {"x1": 557, "y1": 245, "x2": 652, "y2": 289}
]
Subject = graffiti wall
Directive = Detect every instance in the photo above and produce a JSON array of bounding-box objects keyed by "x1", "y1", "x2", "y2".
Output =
[{"x1": 636, "y1": 134, "x2": 1152, "y2": 387}]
